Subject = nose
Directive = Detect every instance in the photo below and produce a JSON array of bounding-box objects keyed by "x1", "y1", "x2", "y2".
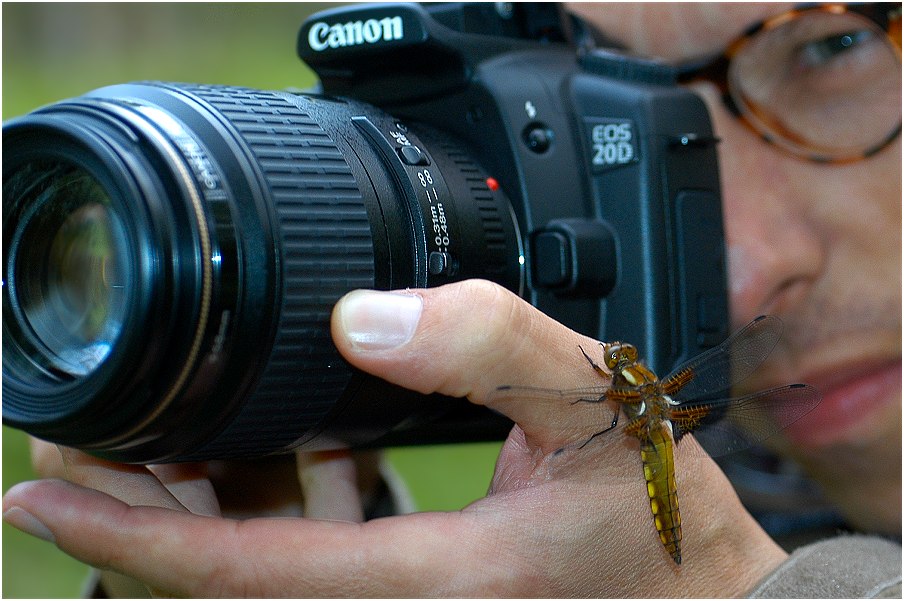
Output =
[{"x1": 691, "y1": 83, "x2": 825, "y2": 326}]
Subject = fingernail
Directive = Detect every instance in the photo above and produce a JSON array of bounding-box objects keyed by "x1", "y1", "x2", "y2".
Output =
[
  {"x1": 3, "y1": 506, "x2": 56, "y2": 543},
  {"x1": 338, "y1": 290, "x2": 422, "y2": 351}
]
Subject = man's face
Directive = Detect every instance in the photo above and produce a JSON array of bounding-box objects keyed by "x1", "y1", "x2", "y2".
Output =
[{"x1": 567, "y1": 2, "x2": 901, "y2": 534}]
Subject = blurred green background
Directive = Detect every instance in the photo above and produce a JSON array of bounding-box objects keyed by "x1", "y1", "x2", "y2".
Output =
[{"x1": 2, "y1": 3, "x2": 501, "y2": 597}]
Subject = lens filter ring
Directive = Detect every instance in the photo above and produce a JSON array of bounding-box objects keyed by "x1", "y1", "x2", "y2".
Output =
[{"x1": 2, "y1": 102, "x2": 218, "y2": 449}]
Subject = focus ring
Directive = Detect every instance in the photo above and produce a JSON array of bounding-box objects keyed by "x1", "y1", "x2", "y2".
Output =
[
  {"x1": 173, "y1": 84, "x2": 375, "y2": 459},
  {"x1": 438, "y1": 140, "x2": 511, "y2": 279}
]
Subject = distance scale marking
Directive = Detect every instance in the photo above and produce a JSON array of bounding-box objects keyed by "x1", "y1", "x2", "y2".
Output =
[
  {"x1": 389, "y1": 122, "x2": 458, "y2": 270},
  {"x1": 351, "y1": 116, "x2": 460, "y2": 279},
  {"x1": 416, "y1": 168, "x2": 451, "y2": 253}
]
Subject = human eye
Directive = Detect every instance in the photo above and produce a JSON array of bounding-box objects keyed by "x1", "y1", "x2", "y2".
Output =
[
  {"x1": 796, "y1": 27, "x2": 882, "y2": 71},
  {"x1": 726, "y1": 7, "x2": 900, "y2": 159}
]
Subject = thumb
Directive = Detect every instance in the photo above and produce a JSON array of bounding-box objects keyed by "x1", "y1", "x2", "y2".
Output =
[{"x1": 331, "y1": 280, "x2": 613, "y2": 447}]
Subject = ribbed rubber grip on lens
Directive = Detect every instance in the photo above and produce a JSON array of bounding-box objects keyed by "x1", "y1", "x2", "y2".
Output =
[{"x1": 174, "y1": 85, "x2": 375, "y2": 459}]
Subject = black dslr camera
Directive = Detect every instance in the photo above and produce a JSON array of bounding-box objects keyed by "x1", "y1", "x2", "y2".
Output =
[{"x1": 2, "y1": 3, "x2": 728, "y2": 462}]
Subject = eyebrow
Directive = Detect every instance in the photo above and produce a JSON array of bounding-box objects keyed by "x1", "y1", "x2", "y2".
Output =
[
  {"x1": 672, "y1": 2, "x2": 902, "y2": 78},
  {"x1": 576, "y1": 7, "x2": 769, "y2": 69}
]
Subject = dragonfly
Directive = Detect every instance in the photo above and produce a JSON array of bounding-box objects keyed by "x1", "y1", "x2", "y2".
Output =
[{"x1": 494, "y1": 315, "x2": 821, "y2": 565}]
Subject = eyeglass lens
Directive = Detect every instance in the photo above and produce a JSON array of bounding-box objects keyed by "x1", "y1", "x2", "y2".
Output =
[{"x1": 729, "y1": 9, "x2": 901, "y2": 159}]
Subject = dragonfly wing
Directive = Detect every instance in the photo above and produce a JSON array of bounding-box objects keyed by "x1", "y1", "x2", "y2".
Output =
[
  {"x1": 668, "y1": 315, "x2": 784, "y2": 402},
  {"x1": 670, "y1": 383, "x2": 821, "y2": 458}
]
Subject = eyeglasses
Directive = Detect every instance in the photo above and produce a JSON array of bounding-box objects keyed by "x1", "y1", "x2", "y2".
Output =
[{"x1": 677, "y1": 3, "x2": 902, "y2": 163}]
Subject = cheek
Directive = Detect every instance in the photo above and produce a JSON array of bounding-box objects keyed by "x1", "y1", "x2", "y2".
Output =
[
  {"x1": 796, "y1": 139, "x2": 901, "y2": 255},
  {"x1": 693, "y1": 79, "x2": 900, "y2": 256},
  {"x1": 864, "y1": 142, "x2": 898, "y2": 219},
  {"x1": 690, "y1": 82, "x2": 795, "y2": 208}
]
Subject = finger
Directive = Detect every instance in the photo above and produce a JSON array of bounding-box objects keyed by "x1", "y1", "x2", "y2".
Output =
[
  {"x1": 59, "y1": 450, "x2": 221, "y2": 517},
  {"x1": 147, "y1": 464, "x2": 220, "y2": 517},
  {"x1": 331, "y1": 280, "x2": 612, "y2": 446},
  {"x1": 2, "y1": 479, "x2": 477, "y2": 597},
  {"x1": 59, "y1": 448, "x2": 187, "y2": 512},
  {"x1": 34, "y1": 445, "x2": 208, "y2": 597},
  {"x1": 296, "y1": 450, "x2": 364, "y2": 521},
  {"x1": 30, "y1": 438, "x2": 65, "y2": 479}
]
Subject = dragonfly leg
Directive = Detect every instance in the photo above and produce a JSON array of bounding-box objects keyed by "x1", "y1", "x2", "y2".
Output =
[
  {"x1": 577, "y1": 411, "x2": 620, "y2": 449},
  {"x1": 579, "y1": 345, "x2": 609, "y2": 379}
]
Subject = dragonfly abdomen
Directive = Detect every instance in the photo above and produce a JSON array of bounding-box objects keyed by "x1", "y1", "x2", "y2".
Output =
[{"x1": 640, "y1": 423, "x2": 682, "y2": 565}]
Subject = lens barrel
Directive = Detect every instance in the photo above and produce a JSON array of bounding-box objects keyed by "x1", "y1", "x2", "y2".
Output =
[{"x1": 3, "y1": 83, "x2": 522, "y2": 462}]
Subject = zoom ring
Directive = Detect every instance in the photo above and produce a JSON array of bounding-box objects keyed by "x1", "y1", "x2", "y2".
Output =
[{"x1": 175, "y1": 84, "x2": 375, "y2": 459}]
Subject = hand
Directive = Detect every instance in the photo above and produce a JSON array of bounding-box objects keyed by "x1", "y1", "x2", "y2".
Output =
[
  {"x1": 28, "y1": 438, "x2": 387, "y2": 596},
  {"x1": 30, "y1": 441, "x2": 386, "y2": 522},
  {"x1": 4, "y1": 280, "x2": 787, "y2": 596}
]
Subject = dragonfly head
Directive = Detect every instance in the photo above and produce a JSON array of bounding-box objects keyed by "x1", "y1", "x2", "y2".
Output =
[{"x1": 602, "y1": 342, "x2": 638, "y2": 370}]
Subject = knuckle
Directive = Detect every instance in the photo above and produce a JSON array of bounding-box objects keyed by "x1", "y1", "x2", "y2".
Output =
[
  {"x1": 454, "y1": 279, "x2": 522, "y2": 347},
  {"x1": 434, "y1": 279, "x2": 534, "y2": 396}
]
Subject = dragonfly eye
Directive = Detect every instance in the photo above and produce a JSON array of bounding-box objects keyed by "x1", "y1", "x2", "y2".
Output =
[
  {"x1": 606, "y1": 349, "x2": 620, "y2": 368},
  {"x1": 602, "y1": 342, "x2": 621, "y2": 368},
  {"x1": 603, "y1": 341, "x2": 640, "y2": 368},
  {"x1": 606, "y1": 342, "x2": 638, "y2": 366},
  {"x1": 624, "y1": 346, "x2": 638, "y2": 362}
]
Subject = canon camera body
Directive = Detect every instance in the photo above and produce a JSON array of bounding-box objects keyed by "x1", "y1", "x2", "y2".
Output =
[{"x1": 2, "y1": 3, "x2": 728, "y2": 462}]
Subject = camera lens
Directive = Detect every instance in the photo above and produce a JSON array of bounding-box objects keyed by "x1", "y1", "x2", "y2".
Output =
[
  {"x1": 6, "y1": 161, "x2": 129, "y2": 379},
  {"x1": 2, "y1": 83, "x2": 522, "y2": 462}
]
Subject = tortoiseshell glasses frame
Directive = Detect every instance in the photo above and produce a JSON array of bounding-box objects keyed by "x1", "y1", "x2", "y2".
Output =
[{"x1": 676, "y1": 3, "x2": 902, "y2": 163}]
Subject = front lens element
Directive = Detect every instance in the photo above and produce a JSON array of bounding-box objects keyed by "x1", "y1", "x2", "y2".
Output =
[{"x1": 6, "y1": 161, "x2": 130, "y2": 378}]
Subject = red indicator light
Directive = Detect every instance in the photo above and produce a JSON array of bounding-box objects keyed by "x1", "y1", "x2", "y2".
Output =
[{"x1": 485, "y1": 177, "x2": 500, "y2": 191}]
